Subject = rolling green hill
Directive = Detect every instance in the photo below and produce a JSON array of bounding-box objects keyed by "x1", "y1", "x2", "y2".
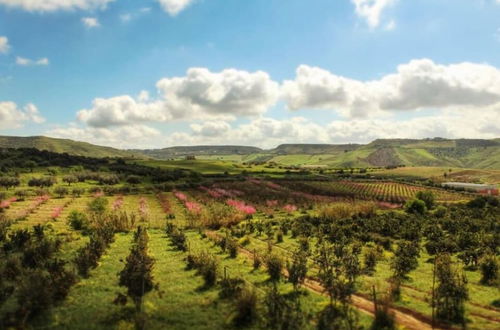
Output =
[
  {"x1": 135, "y1": 145, "x2": 263, "y2": 159},
  {"x1": 0, "y1": 136, "x2": 141, "y2": 158},
  {"x1": 1, "y1": 136, "x2": 499, "y2": 169},
  {"x1": 134, "y1": 138, "x2": 500, "y2": 169}
]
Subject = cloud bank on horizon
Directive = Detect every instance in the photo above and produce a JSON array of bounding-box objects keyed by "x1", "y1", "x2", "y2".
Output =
[{"x1": 1, "y1": 0, "x2": 500, "y2": 148}]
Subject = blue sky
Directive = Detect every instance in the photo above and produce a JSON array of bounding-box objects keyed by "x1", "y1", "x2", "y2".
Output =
[{"x1": 0, "y1": 0, "x2": 500, "y2": 148}]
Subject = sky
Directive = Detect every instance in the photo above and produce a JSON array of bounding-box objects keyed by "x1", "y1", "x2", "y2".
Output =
[{"x1": 0, "y1": 0, "x2": 500, "y2": 149}]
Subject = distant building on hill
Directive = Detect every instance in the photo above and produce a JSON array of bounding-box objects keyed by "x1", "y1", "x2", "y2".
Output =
[{"x1": 442, "y1": 182, "x2": 499, "y2": 195}]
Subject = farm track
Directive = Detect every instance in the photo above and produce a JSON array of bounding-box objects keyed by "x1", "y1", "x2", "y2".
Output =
[{"x1": 205, "y1": 230, "x2": 450, "y2": 330}]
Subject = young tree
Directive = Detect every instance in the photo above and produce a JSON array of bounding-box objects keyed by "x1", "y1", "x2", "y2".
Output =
[
  {"x1": 53, "y1": 186, "x2": 69, "y2": 198},
  {"x1": 287, "y1": 250, "x2": 308, "y2": 291},
  {"x1": 416, "y1": 190, "x2": 435, "y2": 210},
  {"x1": 405, "y1": 199, "x2": 427, "y2": 215},
  {"x1": 432, "y1": 253, "x2": 468, "y2": 325},
  {"x1": 118, "y1": 227, "x2": 156, "y2": 314},
  {"x1": 265, "y1": 253, "x2": 284, "y2": 283},
  {"x1": 62, "y1": 175, "x2": 78, "y2": 186},
  {"x1": 390, "y1": 240, "x2": 420, "y2": 299},
  {"x1": 479, "y1": 254, "x2": 499, "y2": 286},
  {"x1": 314, "y1": 241, "x2": 360, "y2": 306}
]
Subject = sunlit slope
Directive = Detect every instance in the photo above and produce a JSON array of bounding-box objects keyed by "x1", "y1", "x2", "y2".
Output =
[{"x1": 0, "y1": 136, "x2": 141, "y2": 158}]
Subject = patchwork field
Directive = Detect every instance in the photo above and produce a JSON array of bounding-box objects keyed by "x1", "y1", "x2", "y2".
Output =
[{"x1": 1, "y1": 173, "x2": 498, "y2": 329}]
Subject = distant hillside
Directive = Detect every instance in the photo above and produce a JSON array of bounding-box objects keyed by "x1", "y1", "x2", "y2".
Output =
[
  {"x1": 269, "y1": 144, "x2": 360, "y2": 155},
  {"x1": 0, "y1": 136, "x2": 140, "y2": 158},
  {"x1": 136, "y1": 145, "x2": 263, "y2": 159},
  {"x1": 135, "y1": 138, "x2": 500, "y2": 169},
  {"x1": 1, "y1": 136, "x2": 499, "y2": 169}
]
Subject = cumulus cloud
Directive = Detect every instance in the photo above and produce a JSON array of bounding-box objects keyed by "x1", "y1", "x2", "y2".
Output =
[
  {"x1": 0, "y1": 36, "x2": 10, "y2": 54},
  {"x1": 77, "y1": 68, "x2": 280, "y2": 127},
  {"x1": 82, "y1": 17, "x2": 100, "y2": 28},
  {"x1": 0, "y1": 102, "x2": 45, "y2": 130},
  {"x1": 157, "y1": 0, "x2": 195, "y2": 16},
  {"x1": 351, "y1": 0, "x2": 397, "y2": 28},
  {"x1": 0, "y1": 0, "x2": 113, "y2": 12},
  {"x1": 282, "y1": 59, "x2": 500, "y2": 117},
  {"x1": 47, "y1": 124, "x2": 162, "y2": 149},
  {"x1": 16, "y1": 57, "x2": 49, "y2": 66},
  {"x1": 190, "y1": 121, "x2": 231, "y2": 137}
]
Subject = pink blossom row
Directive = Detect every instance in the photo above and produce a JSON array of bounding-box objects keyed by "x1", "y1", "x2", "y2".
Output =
[
  {"x1": 226, "y1": 199, "x2": 256, "y2": 215},
  {"x1": 0, "y1": 197, "x2": 17, "y2": 209}
]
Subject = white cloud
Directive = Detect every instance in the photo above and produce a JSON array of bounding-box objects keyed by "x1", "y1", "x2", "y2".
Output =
[
  {"x1": 82, "y1": 17, "x2": 100, "y2": 28},
  {"x1": 0, "y1": 0, "x2": 114, "y2": 12},
  {"x1": 0, "y1": 36, "x2": 10, "y2": 54},
  {"x1": 78, "y1": 68, "x2": 280, "y2": 127},
  {"x1": 384, "y1": 20, "x2": 396, "y2": 31},
  {"x1": 47, "y1": 124, "x2": 161, "y2": 149},
  {"x1": 282, "y1": 59, "x2": 500, "y2": 118},
  {"x1": 190, "y1": 121, "x2": 231, "y2": 137},
  {"x1": 120, "y1": 14, "x2": 132, "y2": 22},
  {"x1": 0, "y1": 102, "x2": 45, "y2": 130},
  {"x1": 157, "y1": 0, "x2": 195, "y2": 16},
  {"x1": 16, "y1": 56, "x2": 49, "y2": 66},
  {"x1": 351, "y1": 0, "x2": 397, "y2": 28},
  {"x1": 46, "y1": 105, "x2": 500, "y2": 149}
]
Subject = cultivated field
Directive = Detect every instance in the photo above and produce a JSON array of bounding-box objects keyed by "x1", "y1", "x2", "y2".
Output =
[{"x1": 0, "y1": 166, "x2": 498, "y2": 329}]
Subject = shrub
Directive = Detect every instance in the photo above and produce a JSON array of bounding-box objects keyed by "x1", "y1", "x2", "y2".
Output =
[
  {"x1": 88, "y1": 197, "x2": 108, "y2": 214},
  {"x1": 416, "y1": 190, "x2": 435, "y2": 209},
  {"x1": 169, "y1": 227, "x2": 188, "y2": 252},
  {"x1": 67, "y1": 210, "x2": 89, "y2": 231},
  {"x1": 276, "y1": 230, "x2": 284, "y2": 243},
  {"x1": 265, "y1": 254, "x2": 283, "y2": 282},
  {"x1": 71, "y1": 187, "x2": 85, "y2": 197},
  {"x1": 118, "y1": 227, "x2": 156, "y2": 310},
  {"x1": 219, "y1": 276, "x2": 244, "y2": 300},
  {"x1": 53, "y1": 186, "x2": 69, "y2": 198},
  {"x1": 433, "y1": 253, "x2": 468, "y2": 324},
  {"x1": 232, "y1": 287, "x2": 258, "y2": 326},
  {"x1": 405, "y1": 199, "x2": 427, "y2": 215},
  {"x1": 226, "y1": 239, "x2": 238, "y2": 258},
  {"x1": 479, "y1": 254, "x2": 498, "y2": 286},
  {"x1": 253, "y1": 254, "x2": 262, "y2": 270},
  {"x1": 433, "y1": 205, "x2": 447, "y2": 218},
  {"x1": 364, "y1": 247, "x2": 379, "y2": 274},
  {"x1": 287, "y1": 251, "x2": 308, "y2": 290}
]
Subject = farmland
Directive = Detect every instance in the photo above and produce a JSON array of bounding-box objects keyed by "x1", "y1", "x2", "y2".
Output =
[{"x1": 0, "y1": 148, "x2": 498, "y2": 329}]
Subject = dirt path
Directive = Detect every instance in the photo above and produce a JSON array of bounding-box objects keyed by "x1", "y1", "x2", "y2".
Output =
[{"x1": 205, "y1": 230, "x2": 447, "y2": 330}]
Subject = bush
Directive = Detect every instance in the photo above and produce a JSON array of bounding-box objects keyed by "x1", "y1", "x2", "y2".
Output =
[
  {"x1": 53, "y1": 186, "x2": 69, "y2": 198},
  {"x1": 88, "y1": 197, "x2": 108, "y2": 214},
  {"x1": 364, "y1": 247, "x2": 379, "y2": 274},
  {"x1": 433, "y1": 205, "x2": 447, "y2": 218},
  {"x1": 416, "y1": 190, "x2": 435, "y2": 209},
  {"x1": 479, "y1": 254, "x2": 498, "y2": 286},
  {"x1": 226, "y1": 239, "x2": 238, "y2": 258},
  {"x1": 276, "y1": 230, "x2": 284, "y2": 243},
  {"x1": 265, "y1": 254, "x2": 283, "y2": 282},
  {"x1": 405, "y1": 199, "x2": 427, "y2": 215},
  {"x1": 219, "y1": 276, "x2": 244, "y2": 300},
  {"x1": 71, "y1": 187, "x2": 85, "y2": 197},
  {"x1": 232, "y1": 287, "x2": 258, "y2": 326},
  {"x1": 67, "y1": 210, "x2": 89, "y2": 231},
  {"x1": 169, "y1": 227, "x2": 188, "y2": 252}
]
